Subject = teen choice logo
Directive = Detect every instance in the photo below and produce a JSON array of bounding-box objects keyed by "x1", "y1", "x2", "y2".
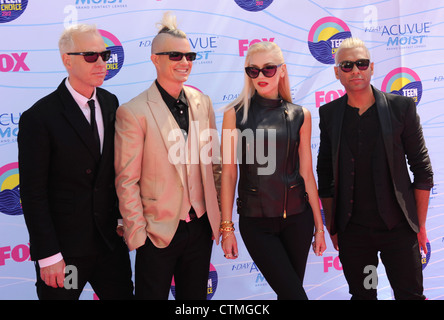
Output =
[
  {"x1": 170, "y1": 263, "x2": 218, "y2": 300},
  {"x1": 98, "y1": 29, "x2": 124, "y2": 81},
  {"x1": 0, "y1": 162, "x2": 22, "y2": 216},
  {"x1": 308, "y1": 17, "x2": 352, "y2": 64},
  {"x1": 234, "y1": 0, "x2": 274, "y2": 12},
  {"x1": 0, "y1": 0, "x2": 28, "y2": 23},
  {"x1": 381, "y1": 67, "x2": 422, "y2": 106}
]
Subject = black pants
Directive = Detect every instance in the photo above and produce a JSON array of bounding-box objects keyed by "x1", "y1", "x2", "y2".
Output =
[
  {"x1": 239, "y1": 206, "x2": 314, "y2": 300},
  {"x1": 35, "y1": 239, "x2": 134, "y2": 300},
  {"x1": 135, "y1": 213, "x2": 213, "y2": 300},
  {"x1": 338, "y1": 221, "x2": 425, "y2": 300}
]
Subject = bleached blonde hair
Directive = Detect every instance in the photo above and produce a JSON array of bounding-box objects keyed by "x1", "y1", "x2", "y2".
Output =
[
  {"x1": 225, "y1": 41, "x2": 291, "y2": 124},
  {"x1": 58, "y1": 24, "x2": 101, "y2": 55},
  {"x1": 334, "y1": 37, "x2": 371, "y2": 64},
  {"x1": 151, "y1": 11, "x2": 187, "y2": 54}
]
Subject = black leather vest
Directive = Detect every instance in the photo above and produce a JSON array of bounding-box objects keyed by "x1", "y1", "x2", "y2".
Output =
[{"x1": 235, "y1": 94, "x2": 308, "y2": 218}]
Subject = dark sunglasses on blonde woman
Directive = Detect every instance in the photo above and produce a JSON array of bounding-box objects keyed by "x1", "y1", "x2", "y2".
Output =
[{"x1": 245, "y1": 64, "x2": 283, "y2": 79}]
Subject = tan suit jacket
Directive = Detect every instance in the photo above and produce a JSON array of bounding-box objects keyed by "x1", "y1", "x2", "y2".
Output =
[{"x1": 115, "y1": 82, "x2": 221, "y2": 251}]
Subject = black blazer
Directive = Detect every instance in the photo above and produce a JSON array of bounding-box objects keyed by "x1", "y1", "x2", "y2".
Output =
[
  {"x1": 317, "y1": 86, "x2": 433, "y2": 235},
  {"x1": 18, "y1": 79, "x2": 121, "y2": 261}
]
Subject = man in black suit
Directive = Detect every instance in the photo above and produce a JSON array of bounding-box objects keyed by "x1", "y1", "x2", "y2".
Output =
[
  {"x1": 18, "y1": 24, "x2": 133, "y2": 299},
  {"x1": 317, "y1": 38, "x2": 433, "y2": 300}
]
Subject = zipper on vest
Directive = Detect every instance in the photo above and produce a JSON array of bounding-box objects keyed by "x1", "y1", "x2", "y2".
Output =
[{"x1": 283, "y1": 108, "x2": 290, "y2": 219}]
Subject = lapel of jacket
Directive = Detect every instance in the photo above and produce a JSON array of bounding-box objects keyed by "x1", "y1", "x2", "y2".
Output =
[
  {"x1": 94, "y1": 89, "x2": 117, "y2": 182},
  {"x1": 373, "y1": 86, "x2": 395, "y2": 175},
  {"x1": 57, "y1": 80, "x2": 101, "y2": 162},
  {"x1": 146, "y1": 83, "x2": 187, "y2": 187},
  {"x1": 332, "y1": 95, "x2": 346, "y2": 182},
  {"x1": 96, "y1": 89, "x2": 115, "y2": 158},
  {"x1": 185, "y1": 86, "x2": 208, "y2": 182}
]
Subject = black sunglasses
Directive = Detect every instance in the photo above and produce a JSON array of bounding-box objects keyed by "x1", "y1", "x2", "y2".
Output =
[
  {"x1": 155, "y1": 51, "x2": 197, "y2": 61},
  {"x1": 337, "y1": 59, "x2": 370, "y2": 72},
  {"x1": 245, "y1": 64, "x2": 283, "y2": 79},
  {"x1": 67, "y1": 50, "x2": 112, "y2": 63}
]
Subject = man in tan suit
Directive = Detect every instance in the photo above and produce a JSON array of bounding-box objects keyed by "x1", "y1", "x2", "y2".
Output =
[{"x1": 114, "y1": 12, "x2": 221, "y2": 299}]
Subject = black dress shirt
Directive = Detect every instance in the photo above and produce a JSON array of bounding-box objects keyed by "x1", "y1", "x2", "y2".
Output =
[
  {"x1": 340, "y1": 103, "x2": 387, "y2": 229},
  {"x1": 156, "y1": 80, "x2": 189, "y2": 136},
  {"x1": 317, "y1": 86, "x2": 432, "y2": 234},
  {"x1": 155, "y1": 81, "x2": 197, "y2": 220}
]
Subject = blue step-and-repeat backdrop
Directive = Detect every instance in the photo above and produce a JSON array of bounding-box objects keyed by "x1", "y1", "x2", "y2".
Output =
[{"x1": 1, "y1": 0, "x2": 443, "y2": 300}]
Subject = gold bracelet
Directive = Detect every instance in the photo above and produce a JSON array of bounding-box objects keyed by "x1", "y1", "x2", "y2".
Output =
[
  {"x1": 220, "y1": 226, "x2": 235, "y2": 233},
  {"x1": 313, "y1": 229, "x2": 324, "y2": 236},
  {"x1": 220, "y1": 220, "x2": 234, "y2": 230}
]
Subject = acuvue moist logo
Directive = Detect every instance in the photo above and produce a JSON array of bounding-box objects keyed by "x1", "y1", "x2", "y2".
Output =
[
  {"x1": 75, "y1": 0, "x2": 127, "y2": 9},
  {"x1": 0, "y1": 0, "x2": 27, "y2": 23},
  {"x1": 98, "y1": 29, "x2": 124, "y2": 81},
  {"x1": 234, "y1": 0, "x2": 274, "y2": 12},
  {"x1": 0, "y1": 162, "x2": 22, "y2": 216},
  {"x1": 0, "y1": 112, "x2": 20, "y2": 145},
  {"x1": 381, "y1": 67, "x2": 422, "y2": 106},
  {"x1": 308, "y1": 17, "x2": 352, "y2": 65}
]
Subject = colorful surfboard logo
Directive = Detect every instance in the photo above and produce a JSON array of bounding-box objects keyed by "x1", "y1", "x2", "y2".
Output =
[
  {"x1": 98, "y1": 29, "x2": 124, "y2": 81},
  {"x1": 0, "y1": 162, "x2": 22, "y2": 216},
  {"x1": 421, "y1": 241, "x2": 431, "y2": 270},
  {"x1": 171, "y1": 263, "x2": 218, "y2": 300},
  {"x1": 308, "y1": 17, "x2": 352, "y2": 65},
  {"x1": 381, "y1": 67, "x2": 422, "y2": 106},
  {"x1": 0, "y1": 0, "x2": 28, "y2": 23},
  {"x1": 234, "y1": 0, "x2": 274, "y2": 12}
]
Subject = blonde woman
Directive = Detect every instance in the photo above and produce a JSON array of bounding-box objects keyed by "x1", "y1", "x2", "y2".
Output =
[{"x1": 220, "y1": 41, "x2": 326, "y2": 300}]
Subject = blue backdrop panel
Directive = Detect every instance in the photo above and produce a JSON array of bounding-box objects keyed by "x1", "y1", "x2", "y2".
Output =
[{"x1": 0, "y1": 0, "x2": 443, "y2": 300}]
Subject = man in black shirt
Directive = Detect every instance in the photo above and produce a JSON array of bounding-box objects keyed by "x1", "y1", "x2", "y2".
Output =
[
  {"x1": 317, "y1": 38, "x2": 433, "y2": 299},
  {"x1": 114, "y1": 12, "x2": 221, "y2": 300}
]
